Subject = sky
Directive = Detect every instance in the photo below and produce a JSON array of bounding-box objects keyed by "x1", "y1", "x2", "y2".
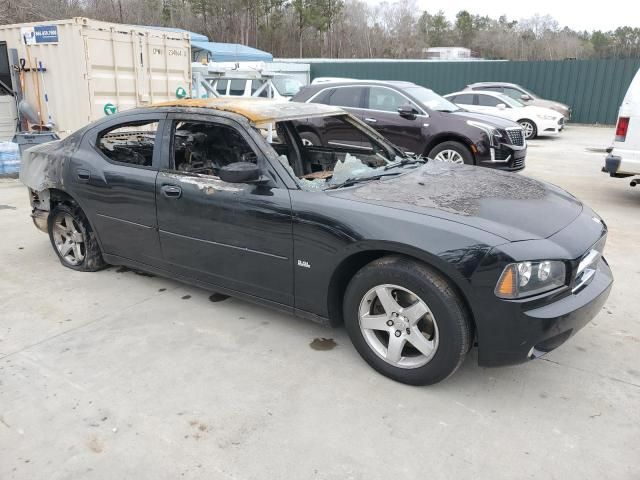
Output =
[{"x1": 364, "y1": 0, "x2": 640, "y2": 32}]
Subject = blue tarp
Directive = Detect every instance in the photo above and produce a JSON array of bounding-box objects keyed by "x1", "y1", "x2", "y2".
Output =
[{"x1": 191, "y1": 41, "x2": 273, "y2": 62}]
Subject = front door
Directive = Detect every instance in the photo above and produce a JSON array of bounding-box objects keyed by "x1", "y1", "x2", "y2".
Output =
[
  {"x1": 70, "y1": 113, "x2": 165, "y2": 265},
  {"x1": 363, "y1": 86, "x2": 425, "y2": 154},
  {"x1": 155, "y1": 114, "x2": 294, "y2": 306}
]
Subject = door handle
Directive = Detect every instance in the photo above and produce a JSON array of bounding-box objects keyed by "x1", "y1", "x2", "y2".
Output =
[
  {"x1": 76, "y1": 169, "x2": 90, "y2": 181},
  {"x1": 161, "y1": 185, "x2": 182, "y2": 198},
  {"x1": 364, "y1": 117, "x2": 377, "y2": 123}
]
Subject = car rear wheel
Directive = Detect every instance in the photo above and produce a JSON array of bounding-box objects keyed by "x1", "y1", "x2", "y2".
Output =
[
  {"x1": 300, "y1": 131, "x2": 321, "y2": 147},
  {"x1": 48, "y1": 203, "x2": 106, "y2": 272},
  {"x1": 343, "y1": 255, "x2": 472, "y2": 385},
  {"x1": 518, "y1": 119, "x2": 537, "y2": 139},
  {"x1": 428, "y1": 141, "x2": 473, "y2": 165}
]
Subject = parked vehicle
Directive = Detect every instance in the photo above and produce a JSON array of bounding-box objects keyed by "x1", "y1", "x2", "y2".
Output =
[
  {"x1": 445, "y1": 90, "x2": 564, "y2": 139},
  {"x1": 293, "y1": 80, "x2": 527, "y2": 171},
  {"x1": 20, "y1": 98, "x2": 612, "y2": 385},
  {"x1": 465, "y1": 82, "x2": 571, "y2": 120},
  {"x1": 603, "y1": 67, "x2": 640, "y2": 185}
]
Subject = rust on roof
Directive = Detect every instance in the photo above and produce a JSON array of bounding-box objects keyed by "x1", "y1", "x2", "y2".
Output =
[{"x1": 151, "y1": 98, "x2": 344, "y2": 125}]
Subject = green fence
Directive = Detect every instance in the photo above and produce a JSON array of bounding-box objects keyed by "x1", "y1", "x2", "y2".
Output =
[{"x1": 310, "y1": 58, "x2": 640, "y2": 125}]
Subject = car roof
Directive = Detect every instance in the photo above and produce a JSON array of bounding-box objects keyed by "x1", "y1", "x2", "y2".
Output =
[
  {"x1": 467, "y1": 82, "x2": 520, "y2": 88},
  {"x1": 151, "y1": 98, "x2": 344, "y2": 125},
  {"x1": 455, "y1": 90, "x2": 505, "y2": 97},
  {"x1": 307, "y1": 80, "x2": 419, "y2": 89}
]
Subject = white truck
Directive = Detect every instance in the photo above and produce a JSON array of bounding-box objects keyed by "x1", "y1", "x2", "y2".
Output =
[{"x1": 603, "y1": 67, "x2": 640, "y2": 186}]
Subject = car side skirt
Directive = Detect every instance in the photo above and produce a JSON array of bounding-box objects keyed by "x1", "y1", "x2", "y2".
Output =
[{"x1": 102, "y1": 253, "x2": 332, "y2": 327}]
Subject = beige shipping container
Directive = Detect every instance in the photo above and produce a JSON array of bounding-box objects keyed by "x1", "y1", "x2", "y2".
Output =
[
  {"x1": 0, "y1": 17, "x2": 192, "y2": 136},
  {"x1": 0, "y1": 95, "x2": 17, "y2": 141}
]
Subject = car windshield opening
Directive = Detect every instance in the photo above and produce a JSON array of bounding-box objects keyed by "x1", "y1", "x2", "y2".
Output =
[
  {"x1": 403, "y1": 86, "x2": 461, "y2": 112},
  {"x1": 254, "y1": 114, "x2": 418, "y2": 191}
]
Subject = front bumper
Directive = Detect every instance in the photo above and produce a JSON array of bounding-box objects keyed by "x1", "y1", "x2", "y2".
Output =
[
  {"x1": 479, "y1": 144, "x2": 527, "y2": 171},
  {"x1": 538, "y1": 117, "x2": 564, "y2": 136},
  {"x1": 477, "y1": 257, "x2": 613, "y2": 367}
]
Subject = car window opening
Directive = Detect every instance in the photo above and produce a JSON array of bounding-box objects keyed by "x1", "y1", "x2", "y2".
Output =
[
  {"x1": 97, "y1": 120, "x2": 158, "y2": 166},
  {"x1": 172, "y1": 121, "x2": 257, "y2": 177}
]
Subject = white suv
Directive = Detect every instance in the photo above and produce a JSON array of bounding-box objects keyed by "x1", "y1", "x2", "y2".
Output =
[{"x1": 603, "y1": 67, "x2": 640, "y2": 185}]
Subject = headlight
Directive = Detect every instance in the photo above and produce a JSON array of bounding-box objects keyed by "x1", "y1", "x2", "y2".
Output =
[
  {"x1": 495, "y1": 260, "x2": 566, "y2": 299},
  {"x1": 466, "y1": 120, "x2": 503, "y2": 147},
  {"x1": 538, "y1": 114, "x2": 557, "y2": 121}
]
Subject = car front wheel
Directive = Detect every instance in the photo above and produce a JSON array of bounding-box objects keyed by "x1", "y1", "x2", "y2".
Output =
[
  {"x1": 48, "y1": 203, "x2": 106, "y2": 271},
  {"x1": 344, "y1": 255, "x2": 472, "y2": 385},
  {"x1": 518, "y1": 119, "x2": 537, "y2": 139},
  {"x1": 428, "y1": 141, "x2": 473, "y2": 165}
]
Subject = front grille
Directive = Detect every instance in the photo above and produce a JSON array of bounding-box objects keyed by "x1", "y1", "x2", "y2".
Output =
[{"x1": 506, "y1": 128, "x2": 525, "y2": 146}]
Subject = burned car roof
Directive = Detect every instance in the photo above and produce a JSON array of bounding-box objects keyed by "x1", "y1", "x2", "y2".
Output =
[{"x1": 151, "y1": 98, "x2": 345, "y2": 126}]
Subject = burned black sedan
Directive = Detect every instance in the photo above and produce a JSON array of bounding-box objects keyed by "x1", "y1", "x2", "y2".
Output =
[{"x1": 20, "y1": 99, "x2": 612, "y2": 385}]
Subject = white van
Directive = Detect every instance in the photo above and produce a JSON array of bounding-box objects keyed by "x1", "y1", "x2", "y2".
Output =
[{"x1": 603, "y1": 67, "x2": 640, "y2": 185}]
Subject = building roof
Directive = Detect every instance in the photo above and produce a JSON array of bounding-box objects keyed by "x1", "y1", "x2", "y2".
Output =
[
  {"x1": 152, "y1": 98, "x2": 343, "y2": 125},
  {"x1": 191, "y1": 41, "x2": 273, "y2": 62}
]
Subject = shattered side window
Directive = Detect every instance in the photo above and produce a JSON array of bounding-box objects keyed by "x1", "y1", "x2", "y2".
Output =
[{"x1": 97, "y1": 120, "x2": 158, "y2": 167}]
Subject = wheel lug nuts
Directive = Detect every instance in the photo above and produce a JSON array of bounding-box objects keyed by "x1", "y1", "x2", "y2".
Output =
[
  {"x1": 386, "y1": 320, "x2": 394, "y2": 326},
  {"x1": 394, "y1": 330, "x2": 401, "y2": 337}
]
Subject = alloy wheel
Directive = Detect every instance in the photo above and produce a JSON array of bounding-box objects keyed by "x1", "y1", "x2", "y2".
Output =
[
  {"x1": 520, "y1": 121, "x2": 535, "y2": 139},
  {"x1": 433, "y1": 149, "x2": 464, "y2": 164},
  {"x1": 358, "y1": 284, "x2": 439, "y2": 369},
  {"x1": 52, "y1": 214, "x2": 85, "y2": 266}
]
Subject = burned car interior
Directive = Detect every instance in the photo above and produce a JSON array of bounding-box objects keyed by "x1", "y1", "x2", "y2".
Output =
[
  {"x1": 258, "y1": 115, "x2": 397, "y2": 188},
  {"x1": 172, "y1": 121, "x2": 257, "y2": 176},
  {"x1": 97, "y1": 120, "x2": 158, "y2": 167},
  {"x1": 98, "y1": 111, "x2": 401, "y2": 190}
]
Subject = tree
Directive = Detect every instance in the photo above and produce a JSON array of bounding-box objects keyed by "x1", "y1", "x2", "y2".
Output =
[
  {"x1": 418, "y1": 10, "x2": 450, "y2": 47},
  {"x1": 455, "y1": 10, "x2": 474, "y2": 47}
]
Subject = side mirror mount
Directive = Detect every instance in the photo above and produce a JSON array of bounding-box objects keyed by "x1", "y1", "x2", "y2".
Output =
[
  {"x1": 496, "y1": 103, "x2": 506, "y2": 110},
  {"x1": 520, "y1": 94, "x2": 532, "y2": 101},
  {"x1": 219, "y1": 162, "x2": 267, "y2": 184},
  {"x1": 398, "y1": 104, "x2": 418, "y2": 119}
]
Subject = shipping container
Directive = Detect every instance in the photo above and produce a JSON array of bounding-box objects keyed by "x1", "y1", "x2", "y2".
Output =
[
  {"x1": 0, "y1": 17, "x2": 192, "y2": 136},
  {"x1": 0, "y1": 94, "x2": 17, "y2": 141}
]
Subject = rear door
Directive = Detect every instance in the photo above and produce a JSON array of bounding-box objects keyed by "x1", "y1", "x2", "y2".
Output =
[
  {"x1": 449, "y1": 93, "x2": 477, "y2": 112},
  {"x1": 70, "y1": 113, "x2": 166, "y2": 265},
  {"x1": 362, "y1": 86, "x2": 425, "y2": 154},
  {"x1": 474, "y1": 93, "x2": 503, "y2": 115},
  {"x1": 155, "y1": 113, "x2": 295, "y2": 306},
  {"x1": 306, "y1": 86, "x2": 368, "y2": 148}
]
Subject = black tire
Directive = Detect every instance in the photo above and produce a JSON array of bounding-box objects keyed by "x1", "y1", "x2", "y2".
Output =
[
  {"x1": 299, "y1": 131, "x2": 321, "y2": 147},
  {"x1": 343, "y1": 255, "x2": 472, "y2": 386},
  {"x1": 427, "y1": 141, "x2": 474, "y2": 165},
  {"x1": 47, "y1": 203, "x2": 106, "y2": 272},
  {"x1": 518, "y1": 119, "x2": 538, "y2": 139}
]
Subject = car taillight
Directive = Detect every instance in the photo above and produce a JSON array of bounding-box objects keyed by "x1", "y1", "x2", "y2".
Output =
[{"x1": 615, "y1": 117, "x2": 630, "y2": 142}]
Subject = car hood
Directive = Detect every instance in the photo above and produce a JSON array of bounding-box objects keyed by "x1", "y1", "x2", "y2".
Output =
[
  {"x1": 449, "y1": 110, "x2": 521, "y2": 129},
  {"x1": 329, "y1": 162, "x2": 583, "y2": 242},
  {"x1": 531, "y1": 99, "x2": 570, "y2": 113}
]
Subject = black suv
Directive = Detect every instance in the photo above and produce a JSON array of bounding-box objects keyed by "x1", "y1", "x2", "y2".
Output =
[{"x1": 293, "y1": 80, "x2": 527, "y2": 171}]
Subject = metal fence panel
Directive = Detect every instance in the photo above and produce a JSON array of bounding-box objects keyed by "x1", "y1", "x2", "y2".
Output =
[{"x1": 310, "y1": 58, "x2": 640, "y2": 124}]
